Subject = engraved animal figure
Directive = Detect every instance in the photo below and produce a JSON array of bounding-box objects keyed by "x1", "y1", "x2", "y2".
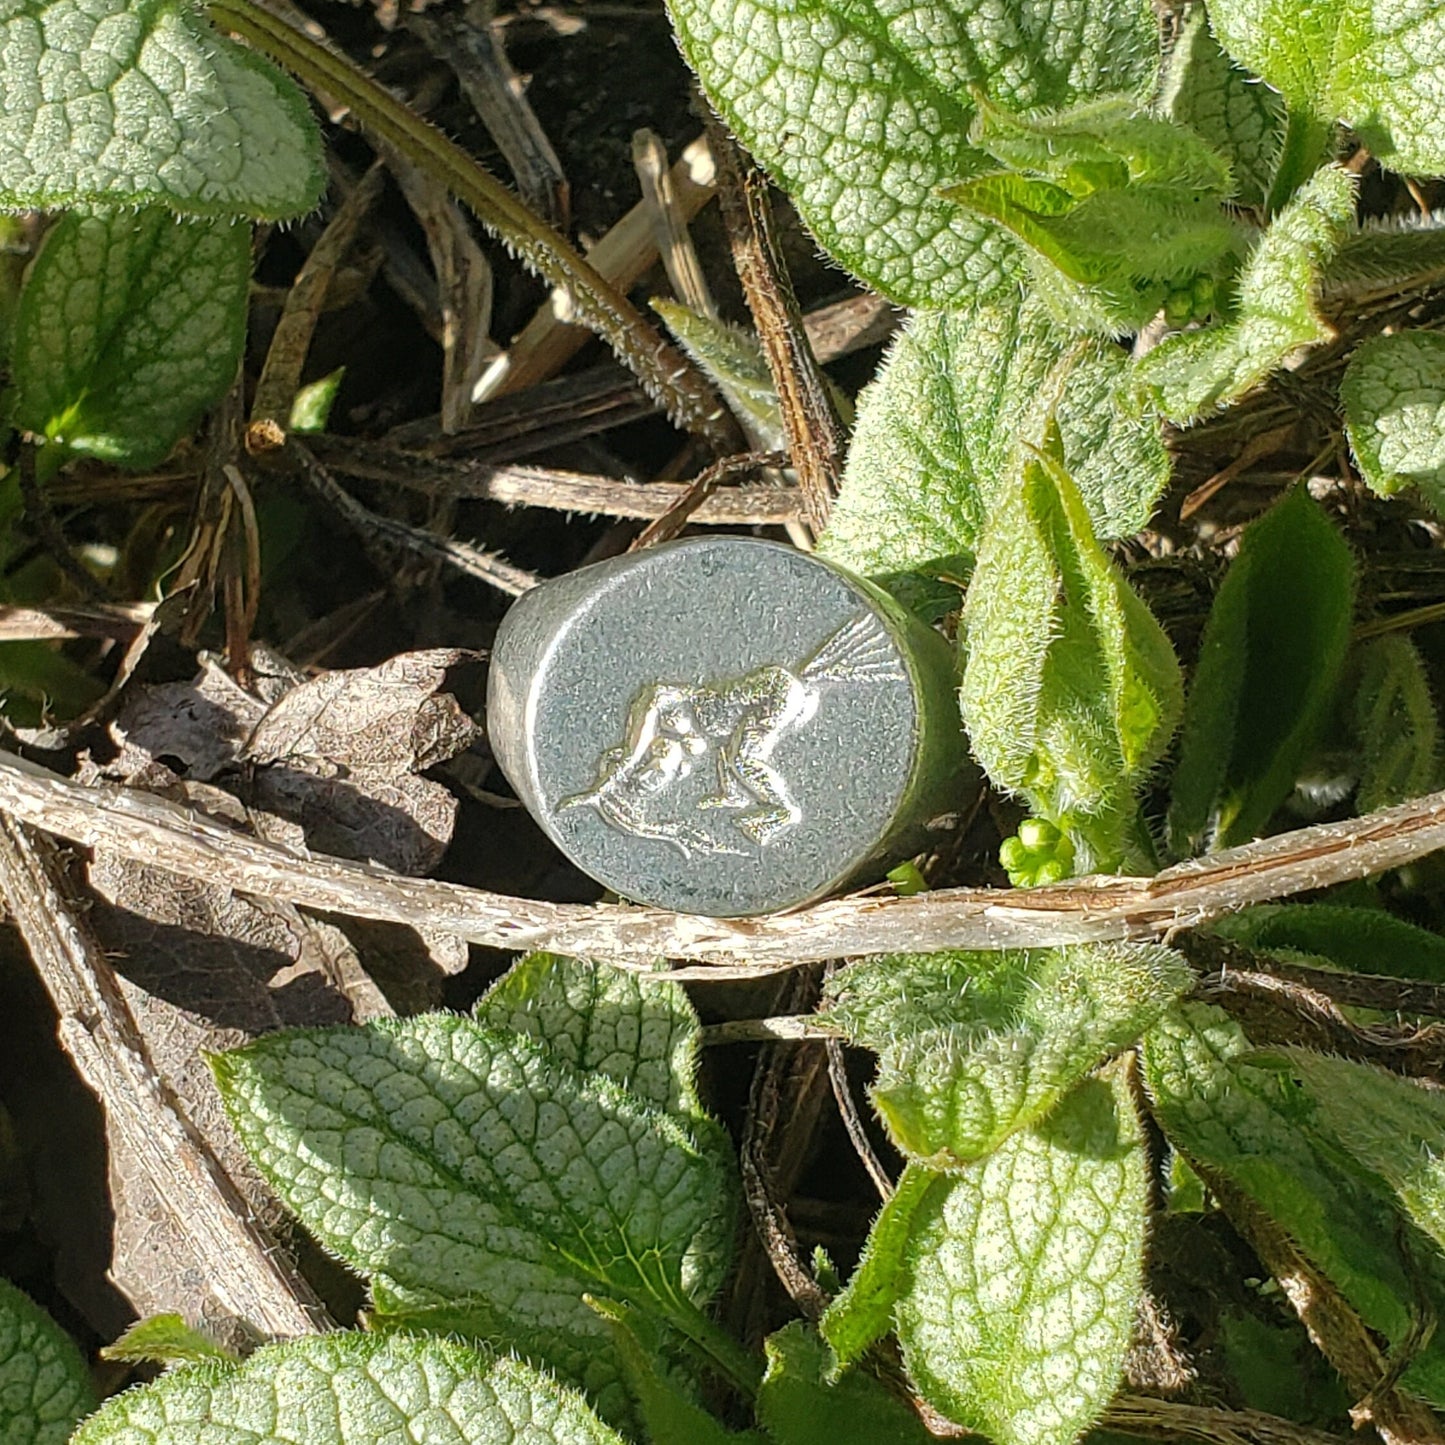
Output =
[{"x1": 558, "y1": 614, "x2": 904, "y2": 856}]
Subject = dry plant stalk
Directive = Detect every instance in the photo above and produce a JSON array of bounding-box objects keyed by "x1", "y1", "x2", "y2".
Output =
[{"x1": 0, "y1": 749, "x2": 1443, "y2": 972}]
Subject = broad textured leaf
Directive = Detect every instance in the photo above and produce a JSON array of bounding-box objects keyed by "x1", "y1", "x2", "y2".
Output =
[
  {"x1": 1132, "y1": 166, "x2": 1356, "y2": 423},
  {"x1": 474, "y1": 953, "x2": 705, "y2": 1120},
  {"x1": 1206, "y1": 0, "x2": 1445, "y2": 175},
  {"x1": 1142, "y1": 1004, "x2": 1423, "y2": 1352},
  {"x1": 213, "y1": 1015, "x2": 736, "y2": 1358},
  {"x1": 871, "y1": 943, "x2": 1190, "y2": 1164},
  {"x1": 11, "y1": 208, "x2": 250, "y2": 470},
  {"x1": 823, "y1": 949, "x2": 1042, "y2": 1049},
  {"x1": 1341, "y1": 331, "x2": 1445, "y2": 510},
  {"x1": 101, "y1": 1313, "x2": 236, "y2": 1366},
  {"x1": 0, "y1": 0, "x2": 323, "y2": 216},
  {"x1": 1350, "y1": 635, "x2": 1440, "y2": 811},
  {"x1": 1283, "y1": 1050, "x2": 1445, "y2": 1257},
  {"x1": 959, "y1": 434, "x2": 1182, "y2": 870},
  {"x1": 1167, "y1": 485, "x2": 1355, "y2": 854},
  {"x1": 818, "y1": 298, "x2": 1170, "y2": 584},
  {"x1": 758, "y1": 1322, "x2": 935, "y2": 1445},
  {"x1": 0, "y1": 1277, "x2": 94, "y2": 1445},
  {"x1": 1157, "y1": 6, "x2": 1284, "y2": 210},
  {"x1": 891, "y1": 1074, "x2": 1147, "y2": 1445},
  {"x1": 72, "y1": 1332, "x2": 628, "y2": 1445},
  {"x1": 1208, "y1": 902, "x2": 1445, "y2": 982},
  {"x1": 666, "y1": 0, "x2": 1158, "y2": 308}
]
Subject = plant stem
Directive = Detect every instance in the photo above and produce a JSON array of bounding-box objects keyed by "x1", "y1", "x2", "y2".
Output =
[
  {"x1": 668, "y1": 1296, "x2": 765, "y2": 1397},
  {"x1": 206, "y1": 0, "x2": 738, "y2": 450},
  {"x1": 1265, "y1": 108, "x2": 1333, "y2": 217}
]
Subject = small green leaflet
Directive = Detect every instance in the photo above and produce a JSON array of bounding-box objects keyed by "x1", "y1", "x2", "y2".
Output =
[
  {"x1": 213, "y1": 1014, "x2": 736, "y2": 1376},
  {"x1": 958, "y1": 430, "x2": 1182, "y2": 871},
  {"x1": 1166, "y1": 485, "x2": 1355, "y2": 855},
  {"x1": 817, "y1": 297, "x2": 1169, "y2": 587},
  {"x1": 665, "y1": 0, "x2": 1158, "y2": 309},
  {"x1": 1207, "y1": 0, "x2": 1445, "y2": 176},
  {"x1": 1132, "y1": 166, "x2": 1357, "y2": 423},
  {"x1": 828, "y1": 1074, "x2": 1148, "y2": 1445},
  {"x1": 73, "y1": 1332, "x2": 628, "y2": 1445},
  {"x1": 1341, "y1": 331, "x2": 1445, "y2": 511},
  {"x1": 0, "y1": 1277, "x2": 94, "y2": 1445},
  {"x1": 869, "y1": 943, "x2": 1190, "y2": 1166},
  {"x1": 100, "y1": 1312, "x2": 238, "y2": 1367},
  {"x1": 1207, "y1": 902, "x2": 1445, "y2": 982},
  {"x1": 1157, "y1": 6, "x2": 1285, "y2": 211},
  {"x1": 11, "y1": 209, "x2": 251, "y2": 471},
  {"x1": 1350, "y1": 635, "x2": 1440, "y2": 813},
  {"x1": 0, "y1": 0, "x2": 323, "y2": 217}
]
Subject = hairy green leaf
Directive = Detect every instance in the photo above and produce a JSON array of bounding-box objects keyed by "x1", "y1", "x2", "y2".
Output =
[
  {"x1": 1142, "y1": 1004, "x2": 1421, "y2": 1350},
  {"x1": 818, "y1": 298, "x2": 1169, "y2": 585},
  {"x1": 1323, "y1": 214, "x2": 1445, "y2": 305},
  {"x1": 1341, "y1": 331, "x2": 1445, "y2": 510},
  {"x1": 871, "y1": 943, "x2": 1190, "y2": 1165},
  {"x1": 0, "y1": 0, "x2": 323, "y2": 216},
  {"x1": 1167, "y1": 485, "x2": 1355, "y2": 854},
  {"x1": 1132, "y1": 166, "x2": 1357, "y2": 422},
  {"x1": 945, "y1": 97, "x2": 1241, "y2": 332},
  {"x1": 101, "y1": 1313, "x2": 237, "y2": 1367},
  {"x1": 666, "y1": 0, "x2": 1158, "y2": 308},
  {"x1": 1207, "y1": 903, "x2": 1445, "y2": 982},
  {"x1": 1206, "y1": 0, "x2": 1445, "y2": 175},
  {"x1": 1350, "y1": 635, "x2": 1440, "y2": 812},
  {"x1": 1157, "y1": 6, "x2": 1285, "y2": 210},
  {"x1": 73, "y1": 1332, "x2": 627, "y2": 1445},
  {"x1": 474, "y1": 952, "x2": 705, "y2": 1121},
  {"x1": 213, "y1": 1016, "x2": 736, "y2": 1370},
  {"x1": 1283, "y1": 1050, "x2": 1445, "y2": 1257},
  {"x1": 0, "y1": 1277, "x2": 94, "y2": 1445},
  {"x1": 959, "y1": 431, "x2": 1182, "y2": 869},
  {"x1": 890, "y1": 1073, "x2": 1147, "y2": 1445},
  {"x1": 758, "y1": 1322, "x2": 935, "y2": 1445},
  {"x1": 11, "y1": 209, "x2": 250, "y2": 471}
]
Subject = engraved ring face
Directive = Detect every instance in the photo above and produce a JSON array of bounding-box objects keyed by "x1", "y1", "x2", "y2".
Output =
[{"x1": 486, "y1": 537, "x2": 963, "y2": 917}]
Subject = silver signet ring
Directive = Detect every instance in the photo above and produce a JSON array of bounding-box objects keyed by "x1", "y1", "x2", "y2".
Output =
[{"x1": 486, "y1": 536, "x2": 967, "y2": 917}]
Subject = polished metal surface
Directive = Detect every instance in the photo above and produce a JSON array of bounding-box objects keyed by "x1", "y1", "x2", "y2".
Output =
[{"x1": 486, "y1": 536, "x2": 966, "y2": 916}]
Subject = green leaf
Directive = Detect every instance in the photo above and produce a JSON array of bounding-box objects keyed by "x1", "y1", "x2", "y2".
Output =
[
  {"x1": 1281, "y1": 1050, "x2": 1445, "y2": 1257},
  {"x1": 758, "y1": 1322, "x2": 934, "y2": 1445},
  {"x1": 72, "y1": 1332, "x2": 628, "y2": 1445},
  {"x1": 945, "y1": 98, "x2": 1242, "y2": 332},
  {"x1": 1341, "y1": 331, "x2": 1445, "y2": 510},
  {"x1": 820, "y1": 1163, "x2": 937, "y2": 1370},
  {"x1": 1167, "y1": 485, "x2": 1355, "y2": 854},
  {"x1": 0, "y1": 0, "x2": 323, "y2": 217},
  {"x1": 0, "y1": 1277, "x2": 94, "y2": 1445},
  {"x1": 1207, "y1": 902, "x2": 1445, "y2": 982},
  {"x1": 665, "y1": 0, "x2": 1158, "y2": 309},
  {"x1": 11, "y1": 209, "x2": 251, "y2": 471},
  {"x1": 1157, "y1": 6, "x2": 1285, "y2": 211},
  {"x1": 101, "y1": 1313, "x2": 238, "y2": 1366},
  {"x1": 817, "y1": 298, "x2": 1170, "y2": 585},
  {"x1": 213, "y1": 1015, "x2": 737, "y2": 1366},
  {"x1": 1132, "y1": 166, "x2": 1357, "y2": 423},
  {"x1": 1142, "y1": 1003, "x2": 1421, "y2": 1348},
  {"x1": 871, "y1": 943, "x2": 1190, "y2": 1165},
  {"x1": 1323, "y1": 214, "x2": 1445, "y2": 305},
  {"x1": 592, "y1": 1298, "x2": 757, "y2": 1445},
  {"x1": 1350, "y1": 635, "x2": 1440, "y2": 812},
  {"x1": 1206, "y1": 0, "x2": 1445, "y2": 176},
  {"x1": 474, "y1": 953, "x2": 706, "y2": 1122},
  {"x1": 958, "y1": 430, "x2": 1183, "y2": 870},
  {"x1": 890, "y1": 1073, "x2": 1147, "y2": 1445}
]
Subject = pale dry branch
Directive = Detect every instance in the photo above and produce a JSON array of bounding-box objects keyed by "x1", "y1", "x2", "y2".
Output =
[{"x1": 1, "y1": 750, "x2": 1444, "y2": 969}]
